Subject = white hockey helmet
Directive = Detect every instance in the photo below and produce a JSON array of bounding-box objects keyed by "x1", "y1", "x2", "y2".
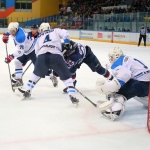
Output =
[
  {"x1": 8, "y1": 22, "x2": 19, "y2": 32},
  {"x1": 108, "y1": 47, "x2": 124, "y2": 64},
  {"x1": 39, "y1": 23, "x2": 50, "y2": 33}
]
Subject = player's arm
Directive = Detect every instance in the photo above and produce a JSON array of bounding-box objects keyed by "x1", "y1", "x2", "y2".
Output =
[
  {"x1": 114, "y1": 67, "x2": 131, "y2": 86},
  {"x1": 55, "y1": 28, "x2": 70, "y2": 44},
  {"x1": 4, "y1": 36, "x2": 25, "y2": 63},
  {"x1": 96, "y1": 67, "x2": 131, "y2": 94}
]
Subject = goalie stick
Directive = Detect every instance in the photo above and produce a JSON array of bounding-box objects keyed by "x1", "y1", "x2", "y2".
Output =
[
  {"x1": 75, "y1": 88, "x2": 97, "y2": 107},
  {"x1": 148, "y1": 83, "x2": 150, "y2": 133}
]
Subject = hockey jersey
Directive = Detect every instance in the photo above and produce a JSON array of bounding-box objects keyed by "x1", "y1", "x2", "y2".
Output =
[
  {"x1": 111, "y1": 55, "x2": 150, "y2": 86},
  {"x1": 34, "y1": 28, "x2": 70, "y2": 57},
  {"x1": 10, "y1": 27, "x2": 36, "y2": 57},
  {"x1": 64, "y1": 43, "x2": 86, "y2": 70}
]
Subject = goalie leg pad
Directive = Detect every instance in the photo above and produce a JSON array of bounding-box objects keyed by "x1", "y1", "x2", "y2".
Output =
[{"x1": 99, "y1": 94, "x2": 126, "y2": 121}]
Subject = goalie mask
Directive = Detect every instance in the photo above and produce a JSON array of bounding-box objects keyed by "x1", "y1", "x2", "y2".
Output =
[{"x1": 108, "y1": 47, "x2": 124, "y2": 64}]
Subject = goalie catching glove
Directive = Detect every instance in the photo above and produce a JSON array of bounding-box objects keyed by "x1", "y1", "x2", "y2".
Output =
[{"x1": 96, "y1": 77, "x2": 121, "y2": 95}]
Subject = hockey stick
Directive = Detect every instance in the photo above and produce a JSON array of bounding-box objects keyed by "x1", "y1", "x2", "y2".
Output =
[
  {"x1": 5, "y1": 44, "x2": 15, "y2": 92},
  {"x1": 22, "y1": 61, "x2": 32, "y2": 76},
  {"x1": 75, "y1": 88, "x2": 97, "y2": 107},
  {"x1": 12, "y1": 61, "x2": 32, "y2": 78}
]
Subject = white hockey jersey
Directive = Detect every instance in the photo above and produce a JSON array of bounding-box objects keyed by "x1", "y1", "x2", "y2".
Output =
[
  {"x1": 10, "y1": 27, "x2": 35, "y2": 57},
  {"x1": 111, "y1": 55, "x2": 150, "y2": 86},
  {"x1": 34, "y1": 28, "x2": 70, "y2": 57}
]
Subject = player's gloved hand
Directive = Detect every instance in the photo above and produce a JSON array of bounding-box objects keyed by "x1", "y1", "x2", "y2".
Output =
[
  {"x1": 2, "y1": 33, "x2": 9, "y2": 43},
  {"x1": 5, "y1": 54, "x2": 14, "y2": 64}
]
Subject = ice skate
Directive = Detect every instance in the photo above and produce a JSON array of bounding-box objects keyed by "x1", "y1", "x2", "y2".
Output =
[
  {"x1": 69, "y1": 95, "x2": 79, "y2": 107},
  {"x1": 22, "y1": 90, "x2": 31, "y2": 100},
  {"x1": 63, "y1": 87, "x2": 68, "y2": 93},
  {"x1": 12, "y1": 78, "x2": 23, "y2": 89},
  {"x1": 50, "y1": 75, "x2": 58, "y2": 87}
]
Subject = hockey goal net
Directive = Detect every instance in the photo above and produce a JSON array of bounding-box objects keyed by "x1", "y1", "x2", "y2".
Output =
[{"x1": 148, "y1": 83, "x2": 150, "y2": 133}]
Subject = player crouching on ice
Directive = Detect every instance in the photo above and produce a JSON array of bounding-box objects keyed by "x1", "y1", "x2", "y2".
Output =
[
  {"x1": 96, "y1": 47, "x2": 150, "y2": 121},
  {"x1": 62, "y1": 40, "x2": 114, "y2": 93}
]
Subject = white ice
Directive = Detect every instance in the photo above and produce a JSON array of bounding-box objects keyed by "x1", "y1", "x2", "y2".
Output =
[{"x1": 0, "y1": 35, "x2": 150, "y2": 150}]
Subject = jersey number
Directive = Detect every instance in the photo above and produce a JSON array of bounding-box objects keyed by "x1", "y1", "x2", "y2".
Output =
[{"x1": 44, "y1": 35, "x2": 51, "y2": 43}]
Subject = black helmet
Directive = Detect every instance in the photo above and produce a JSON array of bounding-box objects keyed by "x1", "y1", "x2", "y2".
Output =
[{"x1": 31, "y1": 24, "x2": 38, "y2": 29}]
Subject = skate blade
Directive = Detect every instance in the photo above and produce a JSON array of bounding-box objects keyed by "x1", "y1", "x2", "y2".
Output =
[
  {"x1": 21, "y1": 96, "x2": 33, "y2": 100},
  {"x1": 53, "y1": 83, "x2": 58, "y2": 87},
  {"x1": 12, "y1": 88, "x2": 15, "y2": 92},
  {"x1": 21, "y1": 96, "x2": 31, "y2": 100}
]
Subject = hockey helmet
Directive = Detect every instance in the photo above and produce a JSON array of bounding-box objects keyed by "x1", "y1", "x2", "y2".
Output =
[
  {"x1": 31, "y1": 24, "x2": 39, "y2": 29},
  {"x1": 39, "y1": 23, "x2": 50, "y2": 33},
  {"x1": 108, "y1": 47, "x2": 124, "y2": 64},
  {"x1": 8, "y1": 22, "x2": 19, "y2": 32}
]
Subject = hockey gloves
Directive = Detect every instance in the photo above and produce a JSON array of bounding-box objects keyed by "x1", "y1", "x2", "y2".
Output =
[
  {"x1": 5, "y1": 54, "x2": 14, "y2": 64},
  {"x1": 2, "y1": 33, "x2": 9, "y2": 43}
]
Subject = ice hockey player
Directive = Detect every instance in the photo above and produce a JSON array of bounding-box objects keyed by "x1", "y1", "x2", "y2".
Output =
[
  {"x1": 23, "y1": 23, "x2": 79, "y2": 105},
  {"x1": 96, "y1": 47, "x2": 150, "y2": 121},
  {"x1": 62, "y1": 40, "x2": 113, "y2": 93},
  {"x1": 2, "y1": 22, "x2": 38, "y2": 89}
]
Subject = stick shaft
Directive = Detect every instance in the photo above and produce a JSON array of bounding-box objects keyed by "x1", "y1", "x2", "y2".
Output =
[{"x1": 76, "y1": 88, "x2": 97, "y2": 107}]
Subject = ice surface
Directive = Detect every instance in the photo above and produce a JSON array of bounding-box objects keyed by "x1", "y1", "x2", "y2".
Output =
[{"x1": 0, "y1": 35, "x2": 150, "y2": 150}]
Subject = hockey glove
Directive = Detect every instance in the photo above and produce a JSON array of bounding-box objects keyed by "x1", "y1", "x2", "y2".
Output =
[
  {"x1": 5, "y1": 54, "x2": 14, "y2": 64},
  {"x1": 2, "y1": 33, "x2": 9, "y2": 43}
]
